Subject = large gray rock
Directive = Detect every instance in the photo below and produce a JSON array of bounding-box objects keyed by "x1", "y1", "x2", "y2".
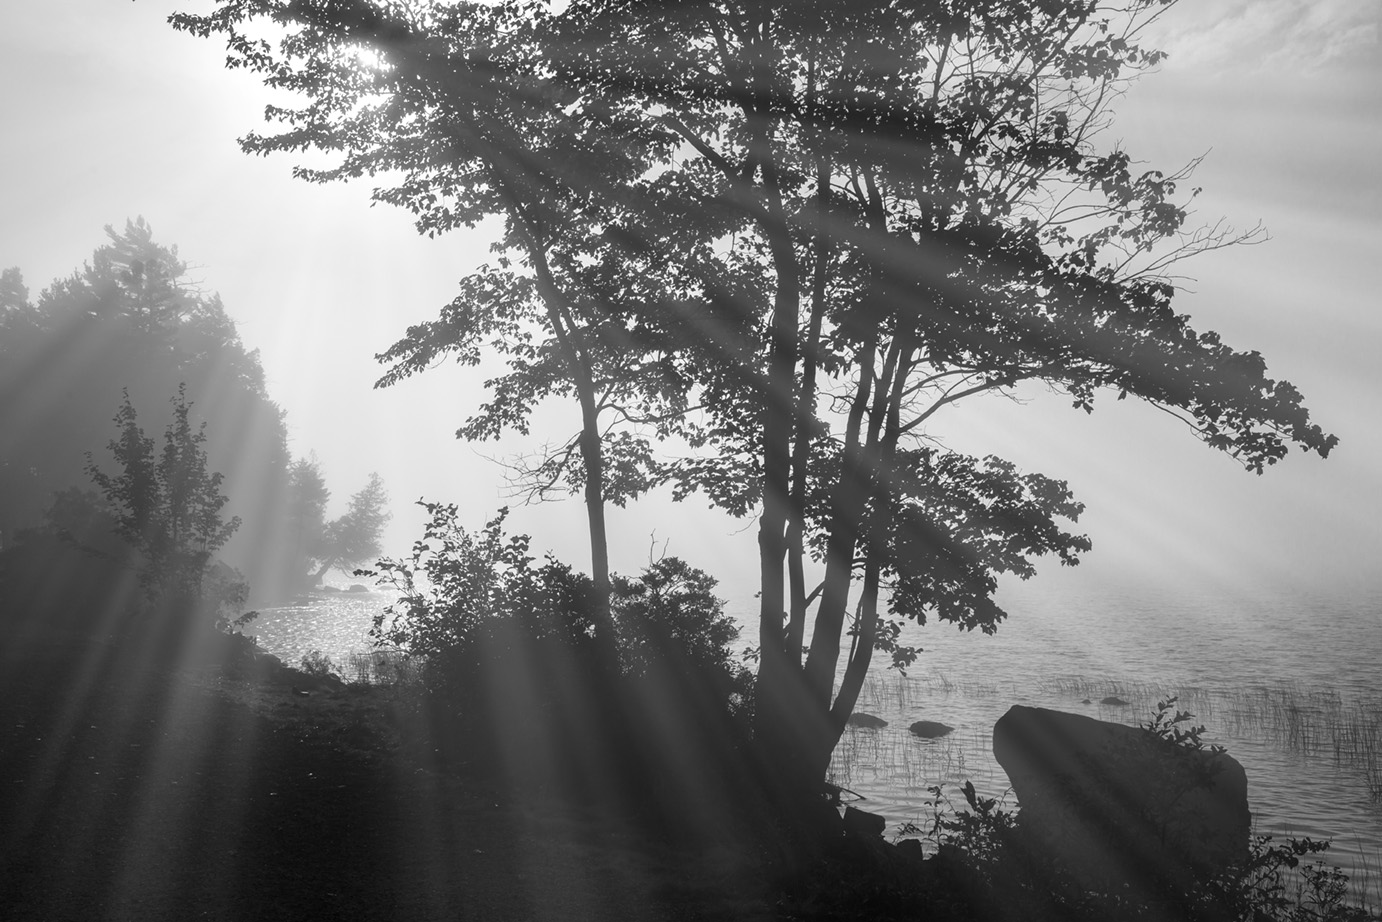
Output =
[{"x1": 993, "y1": 705, "x2": 1250, "y2": 893}]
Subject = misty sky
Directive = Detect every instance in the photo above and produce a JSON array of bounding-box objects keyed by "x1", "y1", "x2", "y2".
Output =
[{"x1": 2, "y1": 2, "x2": 1379, "y2": 610}]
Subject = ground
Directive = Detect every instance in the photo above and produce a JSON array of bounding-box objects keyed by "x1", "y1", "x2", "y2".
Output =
[{"x1": 0, "y1": 631, "x2": 773, "y2": 922}]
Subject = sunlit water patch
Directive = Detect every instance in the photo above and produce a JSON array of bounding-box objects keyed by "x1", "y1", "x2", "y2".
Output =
[{"x1": 245, "y1": 590, "x2": 395, "y2": 671}]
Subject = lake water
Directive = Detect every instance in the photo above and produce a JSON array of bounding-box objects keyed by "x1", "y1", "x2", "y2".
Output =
[
  {"x1": 826, "y1": 582, "x2": 1382, "y2": 899},
  {"x1": 246, "y1": 583, "x2": 1382, "y2": 896}
]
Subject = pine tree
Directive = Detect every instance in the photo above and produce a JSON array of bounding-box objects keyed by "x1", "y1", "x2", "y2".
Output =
[{"x1": 87, "y1": 385, "x2": 242, "y2": 615}]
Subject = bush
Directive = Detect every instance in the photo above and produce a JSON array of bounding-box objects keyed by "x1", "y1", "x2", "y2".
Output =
[
  {"x1": 366, "y1": 505, "x2": 605, "y2": 713},
  {"x1": 299, "y1": 650, "x2": 339, "y2": 678},
  {"x1": 360, "y1": 502, "x2": 755, "y2": 822},
  {"x1": 367, "y1": 504, "x2": 595, "y2": 655},
  {"x1": 365, "y1": 502, "x2": 749, "y2": 706},
  {"x1": 613, "y1": 556, "x2": 754, "y2": 720}
]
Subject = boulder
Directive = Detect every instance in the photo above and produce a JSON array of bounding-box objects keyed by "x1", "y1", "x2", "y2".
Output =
[
  {"x1": 1100, "y1": 695, "x2": 1130, "y2": 706},
  {"x1": 842, "y1": 806, "x2": 887, "y2": 839},
  {"x1": 848, "y1": 712, "x2": 889, "y2": 729},
  {"x1": 909, "y1": 720, "x2": 953, "y2": 738},
  {"x1": 993, "y1": 705, "x2": 1250, "y2": 893}
]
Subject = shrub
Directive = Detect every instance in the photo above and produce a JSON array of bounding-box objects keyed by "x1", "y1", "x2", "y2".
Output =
[
  {"x1": 1194, "y1": 834, "x2": 1378, "y2": 922},
  {"x1": 612, "y1": 556, "x2": 752, "y2": 717},
  {"x1": 299, "y1": 650, "x2": 339, "y2": 678},
  {"x1": 365, "y1": 502, "x2": 748, "y2": 705},
  {"x1": 366, "y1": 504, "x2": 596, "y2": 655},
  {"x1": 365, "y1": 504, "x2": 605, "y2": 714},
  {"x1": 202, "y1": 559, "x2": 255, "y2": 631},
  {"x1": 359, "y1": 502, "x2": 755, "y2": 815}
]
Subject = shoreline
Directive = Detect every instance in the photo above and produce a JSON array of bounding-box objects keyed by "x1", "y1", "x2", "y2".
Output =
[{"x1": 0, "y1": 630, "x2": 773, "y2": 922}]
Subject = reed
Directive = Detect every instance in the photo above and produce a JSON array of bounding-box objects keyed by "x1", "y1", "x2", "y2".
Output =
[
  {"x1": 345, "y1": 648, "x2": 418, "y2": 686},
  {"x1": 1214, "y1": 686, "x2": 1381, "y2": 801},
  {"x1": 1342, "y1": 838, "x2": 1382, "y2": 912},
  {"x1": 829, "y1": 723, "x2": 1001, "y2": 811},
  {"x1": 1032, "y1": 675, "x2": 1380, "y2": 800}
]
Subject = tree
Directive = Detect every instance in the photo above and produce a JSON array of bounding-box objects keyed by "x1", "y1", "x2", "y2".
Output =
[
  {"x1": 529, "y1": 0, "x2": 1336, "y2": 812},
  {"x1": 375, "y1": 253, "x2": 693, "y2": 545},
  {"x1": 313, "y1": 472, "x2": 390, "y2": 584},
  {"x1": 86, "y1": 385, "x2": 242, "y2": 618},
  {"x1": 0, "y1": 220, "x2": 294, "y2": 596},
  {"x1": 284, "y1": 454, "x2": 331, "y2": 588},
  {"x1": 172, "y1": 1, "x2": 689, "y2": 645},
  {"x1": 175, "y1": 0, "x2": 1337, "y2": 823}
]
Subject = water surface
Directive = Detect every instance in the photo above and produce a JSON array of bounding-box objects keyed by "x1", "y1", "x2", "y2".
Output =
[{"x1": 246, "y1": 582, "x2": 1382, "y2": 892}]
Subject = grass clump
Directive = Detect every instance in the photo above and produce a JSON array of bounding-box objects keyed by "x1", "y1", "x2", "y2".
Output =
[{"x1": 299, "y1": 649, "x2": 340, "y2": 678}]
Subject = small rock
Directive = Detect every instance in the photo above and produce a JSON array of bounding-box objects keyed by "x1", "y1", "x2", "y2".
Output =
[
  {"x1": 909, "y1": 720, "x2": 954, "y2": 738},
  {"x1": 1081, "y1": 698, "x2": 1092, "y2": 705},
  {"x1": 848, "y1": 712, "x2": 888, "y2": 729},
  {"x1": 1100, "y1": 696, "x2": 1129, "y2": 706}
]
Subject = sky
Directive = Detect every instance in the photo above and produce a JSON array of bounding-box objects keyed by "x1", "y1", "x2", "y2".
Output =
[{"x1": 1, "y1": 1, "x2": 1379, "y2": 614}]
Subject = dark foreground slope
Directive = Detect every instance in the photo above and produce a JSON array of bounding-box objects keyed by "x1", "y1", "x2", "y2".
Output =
[
  {"x1": 0, "y1": 637, "x2": 771, "y2": 922},
  {"x1": 7, "y1": 542, "x2": 1376, "y2": 922}
]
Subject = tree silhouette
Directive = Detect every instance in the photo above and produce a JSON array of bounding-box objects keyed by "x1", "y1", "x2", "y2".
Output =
[
  {"x1": 173, "y1": 2, "x2": 682, "y2": 645},
  {"x1": 284, "y1": 455, "x2": 331, "y2": 589},
  {"x1": 86, "y1": 386, "x2": 241, "y2": 613},
  {"x1": 537, "y1": 0, "x2": 1338, "y2": 811},
  {"x1": 0, "y1": 220, "x2": 293, "y2": 597},
  {"x1": 313, "y1": 472, "x2": 390, "y2": 585},
  {"x1": 175, "y1": 0, "x2": 1338, "y2": 823}
]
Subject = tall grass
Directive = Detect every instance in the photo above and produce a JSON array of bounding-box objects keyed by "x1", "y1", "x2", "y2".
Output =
[
  {"x1": 1040, "y1": 678, "x2": 1382, "y2": 803},
  {"x1": 344, "y1": 648, "x2": 418, "y2": 686}
]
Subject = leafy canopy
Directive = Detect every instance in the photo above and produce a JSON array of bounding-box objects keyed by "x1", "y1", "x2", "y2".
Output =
[{"x1": 173, "y1": 1, "x2": 1338, "y2": 776}]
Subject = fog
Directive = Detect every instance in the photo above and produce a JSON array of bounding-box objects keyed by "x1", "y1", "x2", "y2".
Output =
[{"x1": 3, "y1": 1, "x2": 1379, "y2": 608}]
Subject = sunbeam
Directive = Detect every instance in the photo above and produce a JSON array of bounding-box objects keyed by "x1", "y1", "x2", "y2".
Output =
[{"x1": 3, "y1": 1, "x2": 1380, "y2": 919}]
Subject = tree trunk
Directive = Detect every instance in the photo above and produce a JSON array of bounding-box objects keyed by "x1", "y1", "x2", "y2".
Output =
[
  {"x1": 784, "y1": 157, "x2": 833, "y2": 662},
  {"x1": 830, "y1": 330, "x2": 912, "y2": 745},
  {"x1": 574, "y1": 386, "x2": 614, "y2": 637},
  {"x1": 800, "y1": 323, "x2": 879, "y2": 705},
  {"x1": 749, "y1": 139, "x2": 844, "y2": 836},
  {"x1": 516, "y1": 218, "x2": 618, "y2": 648},
  {"x1": 831, "y1": 561, "x2": 881, "y2": 741},
  {"x1": 310, "y1": 557, "x2": 336, "y2": 586}
]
